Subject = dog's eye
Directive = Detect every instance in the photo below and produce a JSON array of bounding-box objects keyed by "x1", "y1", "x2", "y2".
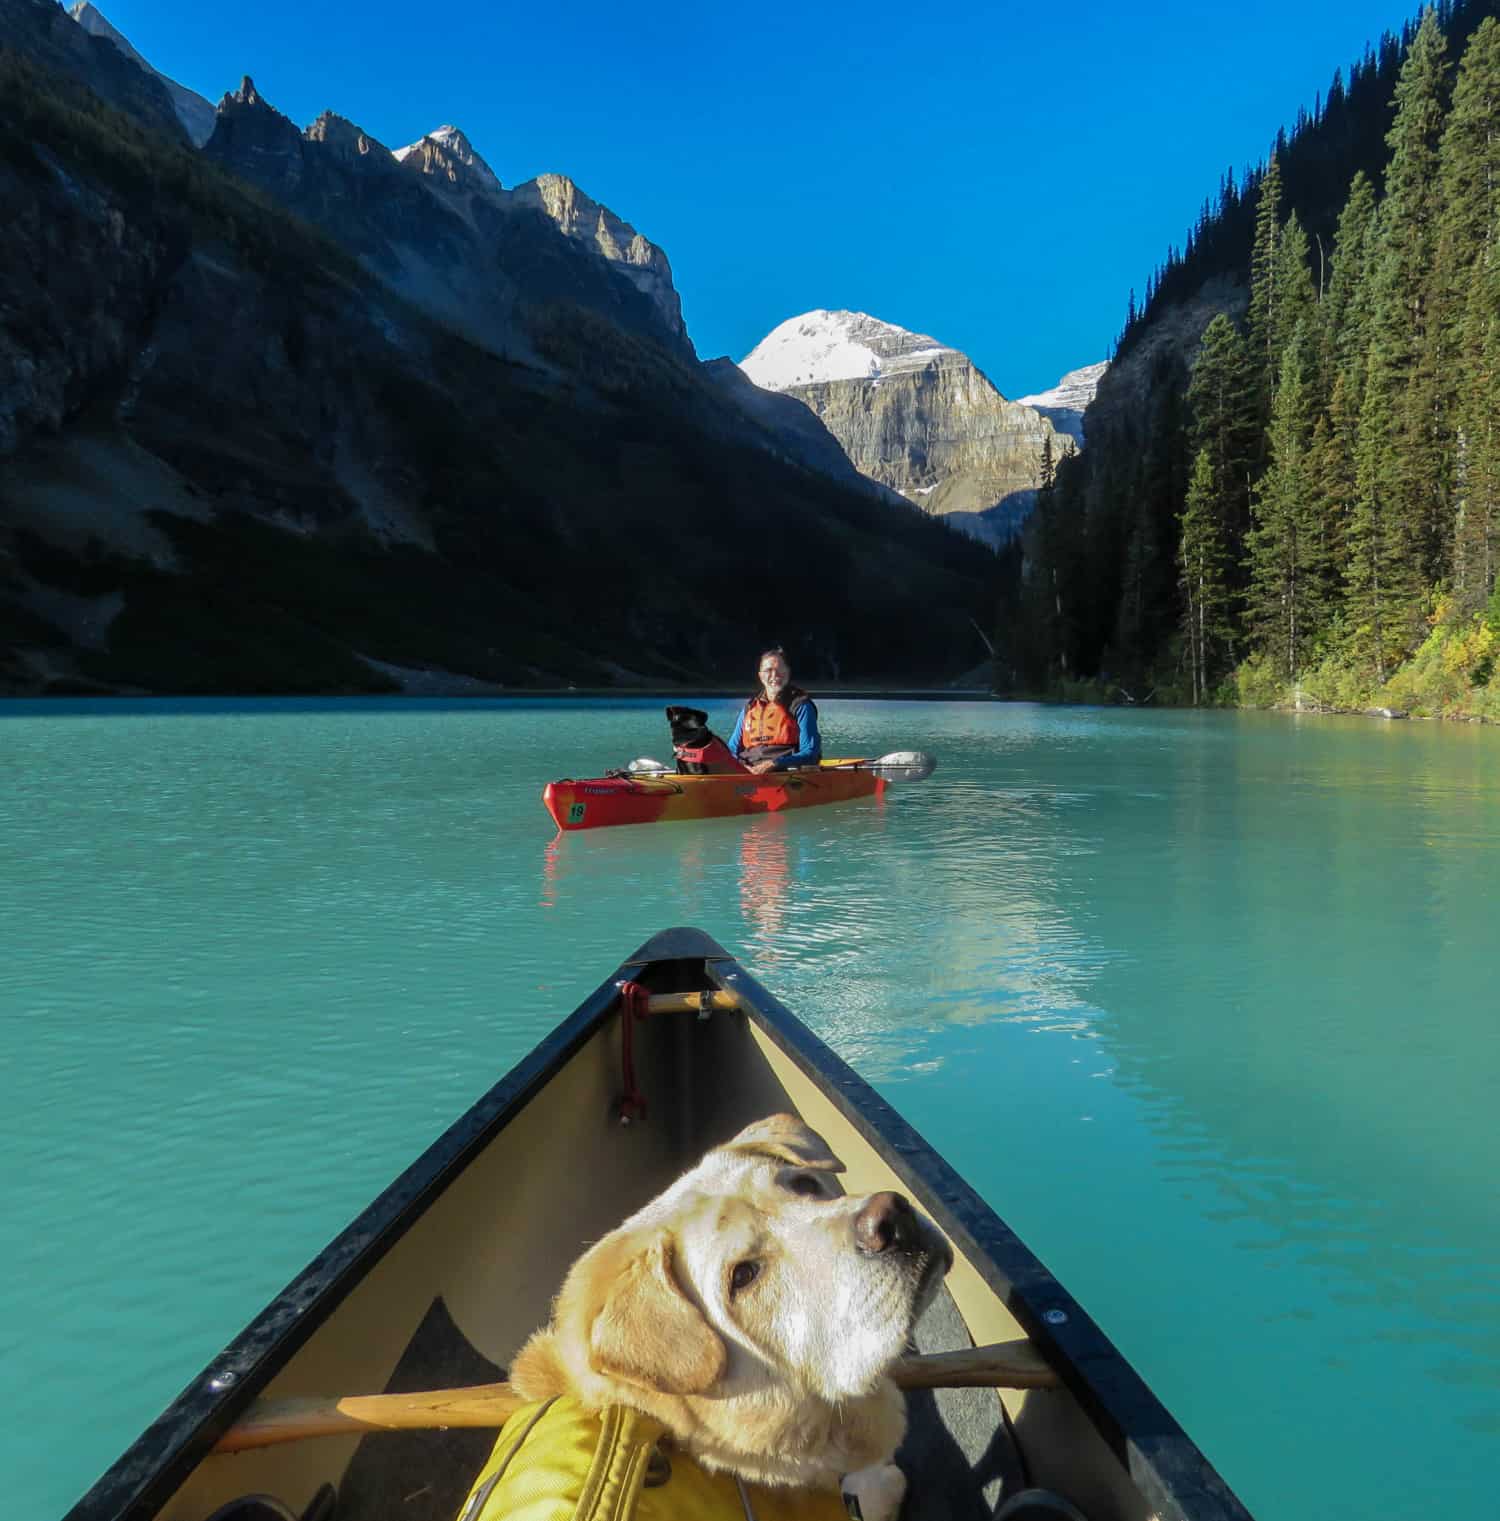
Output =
[
  {"x1": 784, "y1": 1173, "x2": 825, "y2": 1198},
  {"x1": 729, "y1": 1260, "x2": 761, "y2": 1295}
]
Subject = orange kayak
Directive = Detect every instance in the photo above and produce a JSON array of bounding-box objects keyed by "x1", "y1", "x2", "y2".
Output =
[{"x1": 542, "y1": 760, "x2": 886, "y2": 831}]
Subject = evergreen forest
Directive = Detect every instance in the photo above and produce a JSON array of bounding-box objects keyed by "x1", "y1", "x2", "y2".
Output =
[{"x1": 998, "y1": 1, "x2": 1500, "y2": 719}]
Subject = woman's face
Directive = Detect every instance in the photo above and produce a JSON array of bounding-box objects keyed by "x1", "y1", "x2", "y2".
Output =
[{"x1": 759, "y1": 655, "x2": 790, "y2": 697}]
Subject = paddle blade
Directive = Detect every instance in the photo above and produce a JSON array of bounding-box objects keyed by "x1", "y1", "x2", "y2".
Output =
[{"x1": 871, "y1": 751, "x2": 936, "y2": 781}]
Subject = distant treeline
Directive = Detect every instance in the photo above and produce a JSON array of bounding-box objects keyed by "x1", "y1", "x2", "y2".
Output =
[{"x1": 1000, "y1": 1, "x2": 1500, "y2": 718}]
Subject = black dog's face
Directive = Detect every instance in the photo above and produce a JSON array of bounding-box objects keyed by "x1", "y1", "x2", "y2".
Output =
[{"x1": 665, "y1": 706, "x2": 712, "y2": 746}]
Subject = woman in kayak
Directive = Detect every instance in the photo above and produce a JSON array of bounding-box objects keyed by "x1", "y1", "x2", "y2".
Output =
[{"x1": 729, "y1": 647, "x2": 822, "y2": 774}]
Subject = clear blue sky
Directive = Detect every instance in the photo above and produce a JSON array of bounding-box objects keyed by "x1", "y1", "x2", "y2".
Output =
[{"x1": 96, "y1": 0, "x2": 1420, "y2": 397}]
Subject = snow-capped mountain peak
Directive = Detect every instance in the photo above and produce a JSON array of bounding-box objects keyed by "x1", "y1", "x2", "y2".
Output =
[{"x1": 739, "y1": 310, "x2": 954, "y2": 391}]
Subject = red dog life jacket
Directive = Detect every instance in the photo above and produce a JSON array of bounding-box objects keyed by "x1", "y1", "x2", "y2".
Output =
[{"x1": 673, "y1": 733, "x2": 748, "y2": 774}]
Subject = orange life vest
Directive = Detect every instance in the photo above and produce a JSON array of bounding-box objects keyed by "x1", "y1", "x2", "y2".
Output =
[{"x1": 740, "y1": 688, "x2": 808, "y2": 755}]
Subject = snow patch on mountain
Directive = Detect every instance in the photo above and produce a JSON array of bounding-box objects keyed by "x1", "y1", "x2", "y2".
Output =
[
  {"x1": 1015, "y1": 361, "x2": 1108, "y2": 445},
  {"x1": 739, "y1": 310, "x2": 956, "y2": 391}
]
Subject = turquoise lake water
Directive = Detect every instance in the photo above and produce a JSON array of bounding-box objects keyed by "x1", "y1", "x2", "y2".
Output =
[{"x1": 4, "y1": 697, "x2": 1497, "y2": 1521}]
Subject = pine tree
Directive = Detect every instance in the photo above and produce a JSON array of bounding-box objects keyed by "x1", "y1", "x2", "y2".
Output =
[
  {"x1": 1186, "y1": 314, "x2": 1259, "y2": 562},
  {"x1": 1036, "y1": 432, "x2": 1056, "y2": 494},
  {"x1": 1247, "y1": 153, "x2": 1285, "y2": 385},
  {"x1": 1246, "y1": 329, "x2": 1327, "y2": 681},
  {"x1": 1314, "y1": 372, "x2": 1361, "y2": 596},
  {"x1": 1436, "y1": 17, "x2": 1500, "y2": 613},
  {"x1": 1113, "y1": 385, "x2": 1186, "y2": 671},
  {"x1": 1322, "y1": 171, "x2": 1380, "y2": 406},
  {"x1": 1271, "y1": 212, "x2": 1320, "y2": 393},
  {"x1": 1179, "y1": 448, "x2": 1233, "y2": 703},
  {"x1": 1432, "y1": 17, "x2": 1500, "y2": 358},
  {"x1": 1452, "y1": 225, "x2": 1500, "y2": 613},
  {"x1": 1348, "y1": 346, "x2": 1425, "y2": 679},
  {"x1": 991, "y1": 540, "x2": 1029, "y2": 693},
  {"x1": 1365, "y1": 9, "x2": 1452, "y2": 586},
  {"x1": 1113, "y1": 497, "x2": 1157, "y2": 667},
  {"x1": 1013, "y1": 478, "x2": 1078, "y2": 685}
]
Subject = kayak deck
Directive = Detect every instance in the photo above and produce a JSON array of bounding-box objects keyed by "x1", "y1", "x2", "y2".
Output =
[{"x1": 543, "y1": 759, "x2": 885, "y2": 831}]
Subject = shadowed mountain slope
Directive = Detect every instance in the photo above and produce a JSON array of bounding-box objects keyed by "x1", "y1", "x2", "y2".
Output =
[{"x1": 0, "y1": 2, "x2": 994, "y2": 694}]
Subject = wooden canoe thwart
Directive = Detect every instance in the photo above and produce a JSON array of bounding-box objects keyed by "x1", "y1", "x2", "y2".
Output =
[
  {"x1": 68, "y1": 928, "x2": 1254, "y2": 1521},
  {"x1": 213, "y1": 1341, "x2": 1060, "y2": 1453}
]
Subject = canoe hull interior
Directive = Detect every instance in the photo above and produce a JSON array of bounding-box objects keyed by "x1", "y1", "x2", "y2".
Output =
[
  {"x1": 542, "y1": 762, "x2": 885, "y2": 831},
  {"x1": 72, "y1": 930, "x2": 1252, "y2": 1521}
]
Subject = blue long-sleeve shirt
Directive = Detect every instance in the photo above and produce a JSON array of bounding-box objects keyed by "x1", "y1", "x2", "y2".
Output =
[{"x1": 729, "y1": 697, "x2": 822, "y2": 770}]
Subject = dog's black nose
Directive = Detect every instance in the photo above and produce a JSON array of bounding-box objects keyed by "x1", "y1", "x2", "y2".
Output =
[{"x1": 853, "y1": 1191, "x2": 920, "y2": 1254}]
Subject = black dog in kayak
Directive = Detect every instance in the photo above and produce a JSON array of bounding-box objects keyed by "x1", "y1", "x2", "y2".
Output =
[{"x1": 665, "y1": 706, "x2": 748, "y2": 775}]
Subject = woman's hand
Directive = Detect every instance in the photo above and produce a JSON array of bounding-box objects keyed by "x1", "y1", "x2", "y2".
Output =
[{"x1": 747, "y1": 760, "x2": 779, "y2": 776}]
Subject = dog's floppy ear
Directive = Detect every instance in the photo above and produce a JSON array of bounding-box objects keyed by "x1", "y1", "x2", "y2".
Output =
[
  {"x1": 721, "y1": 1113, "x2": 845, "y2": 1172},
  {"x1": 588, "y1": 1231, "x2": 726, "y2": 1394}
]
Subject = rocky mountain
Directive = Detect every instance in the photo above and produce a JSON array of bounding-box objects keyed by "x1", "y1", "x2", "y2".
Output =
[
  {"x1": 68, "y1": 0, "x2": 215, "y2": 145},
  {"x1": 511, "y1": 173, "x2": 687, "y2": 346},
  {"x1": 393, "y1": 123, "x2": 504, "y2": 196},
  {"x1": 739, "y1": 311, "x2": 1068, "y2": 548},
  {"x1": 1015, "y1": 361, "x2": 1108, "y2": 446},
  {"x1": 0, "y1": 0, "x2": 995, "y2": 694},
  {"x1": 46, "y1": 4, "x2": 692, "y2": 366},
  {"x1": 201, "y1": 80, "x2": 694, "y2": 365}
]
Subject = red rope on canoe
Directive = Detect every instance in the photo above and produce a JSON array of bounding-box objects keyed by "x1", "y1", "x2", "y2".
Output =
[{"x1": 616, "y1": 980, "x2": 654, "y2": 1125}]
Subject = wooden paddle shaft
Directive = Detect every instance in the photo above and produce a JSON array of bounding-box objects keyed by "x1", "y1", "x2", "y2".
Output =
[{"x1": 214, "y1": 1340, "x2": 1057, "y2": 1453}]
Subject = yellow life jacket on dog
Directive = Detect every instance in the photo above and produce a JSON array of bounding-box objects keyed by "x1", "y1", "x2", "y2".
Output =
[{"x1": 456, "y1": 1396, "x2": 852, "y2": 1521}]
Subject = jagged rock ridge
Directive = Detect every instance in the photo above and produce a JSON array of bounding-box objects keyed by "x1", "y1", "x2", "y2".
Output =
[
  {"x1": 511, "y1": 173, "x2": 686, "y2": 346},
  {"x1": 199, "y1": 77, "x2": 692, "y2": 364},
  {"x1": 56, "y1": 6, "x2": 691, "y2": 360},
  {"x1": 393, "y1": 124, "x2": 504, "y2": 196}
]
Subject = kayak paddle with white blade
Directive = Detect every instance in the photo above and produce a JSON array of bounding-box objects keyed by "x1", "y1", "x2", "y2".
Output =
[{"x1": 822, "y1": 751, "x2": 936, "y2": 782}]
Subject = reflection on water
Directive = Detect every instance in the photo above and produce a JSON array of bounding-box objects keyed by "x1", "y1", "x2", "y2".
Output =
[
  {"x1": 739, "y1": 812, "x2": 793, "y2": 948},
  {"x1": 3, "y1": 698, "x2": 1498, "y2": 1521},
  {"x1": 540, "y1": 832, "x2": 563, "y2": 909}
]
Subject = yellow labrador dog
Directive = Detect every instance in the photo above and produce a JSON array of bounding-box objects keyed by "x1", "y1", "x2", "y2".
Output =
[{"x1": 509, "y1": 1113, "x2": 952, "y2": 1520}]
